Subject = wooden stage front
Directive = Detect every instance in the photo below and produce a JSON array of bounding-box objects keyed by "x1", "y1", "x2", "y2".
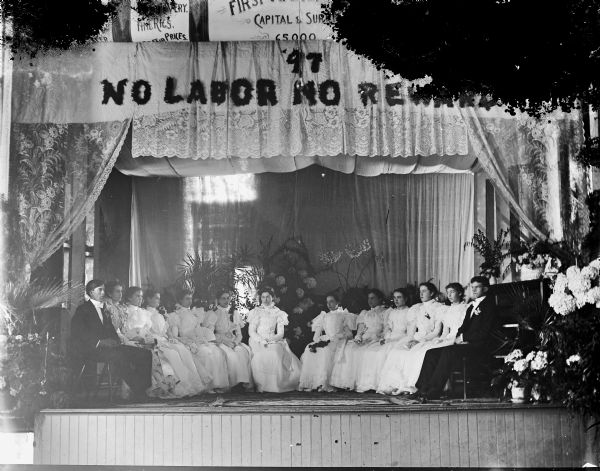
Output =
[{"x1": 33, "y1": 392, "x2": 587, "y2": 467}]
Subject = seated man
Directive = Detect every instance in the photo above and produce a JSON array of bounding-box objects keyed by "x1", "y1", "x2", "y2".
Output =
[
  {"x1": 412, "y1": 276, "x2": 497, "y2": 400},
  {"x1": 70, "y1": 279, "x2": 152, "y2": 400}
]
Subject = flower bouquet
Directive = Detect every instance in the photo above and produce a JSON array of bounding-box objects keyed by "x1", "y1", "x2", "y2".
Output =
[
  {"x1": 492, "y1": 348, "x2": 552, "y2": 402},
  {"x1": 512, "y1": 241, "x2": 562, "y2": 281}
]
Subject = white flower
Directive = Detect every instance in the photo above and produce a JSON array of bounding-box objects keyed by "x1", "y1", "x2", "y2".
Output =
[
  {"x1": 525, "y1": 351, "x2": 535, "y2": 362},
  {"x1": 530, "y1": 351, "x2": 548, "y2": 371},
  {"x1": 566, "y1": 266, "x2": 581, "y2": 279},
  {"x1": 14, "y1": 335, "x2": 23, "y2": 341},
  {"x1": 296, "y1": 288, "x2": 305, "y2": 298},
  {"x1": 9, "y1": 387, "x2": 18, "y2": 397},
  {"x1": 318, "y1": 250, "x2": 342, "y2": 266},
  {"x1": 566, "y1": 354, "x2": 581, "y2": 366},
  {"x1": 549, "y1": 292, "x2": 577, "y2": 316},
  {"x1": 567, "y1": 272, "x2": 592, "y2": 295},
  {"x1": 505, "y1": 349, "x2": 523, "y2": 364},
  {"x1": 581, "y1": 265, "x2": 599, "y2": 281},
  {"x1": 589, "y1": 258, "x2": 600, "y2": 270},
  {"x1": 513, "y1": 359, "x2": 529, "y2": 374},
  {"x1": 553, "y1": 273, "x2": 568, "y2": 293},
  {"x1": 585, "y1": 287, "x2": 600, "y2": 305},
  {"x1": 275, "y1": 275, "x2": 286, "y2": 286},
  {"x1": 297, "y1": 270, "x2": 308, "y2": 279}
]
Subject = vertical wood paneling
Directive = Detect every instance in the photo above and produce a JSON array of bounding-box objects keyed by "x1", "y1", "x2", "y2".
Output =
[
  {"x1": 504, "y1": 410, "x2": 517, "y2": 468},
  {"x1": 466, "y1": 412, "x2": 479, "y2": 467},
  {"x1": 96, "y1": 415, "x2": 107, "y2": 465},
  {"x1": 35, "y1": 407, "x2": 587, "y2": 468},
  {"x1": 448, "y1": 412, "x2": 460, "y2": 467},
  {"x1": 438, "y1": 411, "x2": 450, "y2": 467},
  {"x1": 320, "y1": 414, "x2": 332, "y2": 467},
  {"x1": 201, "y1": 414, "x2": 213, "y2": 466},
  {"x1": 219, "y1": 414, "x2": 232, "y2": 466},
  {"x1": 105, "y1": 415, "x2": 116, "y2": 465},
  {"x1": 290, "y1": 415, "x2": 302, "y2": 467},
  {"x1": 340, "y1": 414, "x2": 352, "y2": 467},
  {"x1": 330, "y1": 414, "x2": 341, "y2": 467},
  {"x1": 260, "y1": 415, "x2": 272, "y2": 465},
  {"x1": 68, "y1": 414, "x2": 79, "y2": 464},
  {"x1": 310, "y1": 414, "x2": 321, "y2": 466},
  {"x1": 86, "y1": 415, "x2": 97, "y2": 465},
  {"x1": 250, "y1": 414, "x2": 262, "y2": 466},
  {"x1": 77, "y1": 415, "x2": 88, "y2": 465},
  {"x1": 349, "y1": 415, "x2": 362, "y2": 466},
  {"x1": 495, "y1": 411, "x2": 508, "y2": 467},
  {"x1": 457, "y1": 412, "x2": 469, "y2": 467},
  {"x1": 210, "y1": 415, "x2": 222, "y2": 466},
  {"x1": 153, "y1": 415, "x2": 164, "y2": 466},
  {"x1": 409, "y1": 412, "x2": 421, "y2": 467},
  {"x1": 191, "y1": 415, "x2": 202, "y2": 465},
  {"x1": 429, "y1": 413, "x2": 441, "y2": 467},
  {"x1": 279, "y1": 415, "x2": 292, "y2": 467}
]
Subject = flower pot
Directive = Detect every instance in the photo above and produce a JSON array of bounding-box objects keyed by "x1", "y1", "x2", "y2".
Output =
[
  {"x1": 520, "y1": 266, "x2": 543, "y2": 281},
  {"x1": 510, "y1": 385, "x2": 528, "y2": 403}
]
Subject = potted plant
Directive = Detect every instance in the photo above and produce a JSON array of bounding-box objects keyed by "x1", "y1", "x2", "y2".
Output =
[
  {"x1": 512, "y1": 240, "x2": 563, "y2": 281},
  {"x1": 492, "y1": 349, "x2": 533, "y2": 402},
  {"x1": 464, "y1": 228, "x2": 511, "y2": 283}
]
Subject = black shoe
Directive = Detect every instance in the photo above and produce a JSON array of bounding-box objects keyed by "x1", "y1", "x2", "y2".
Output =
[{"x1": 406, "y1": 392, "x2": 427, "y2": 403}]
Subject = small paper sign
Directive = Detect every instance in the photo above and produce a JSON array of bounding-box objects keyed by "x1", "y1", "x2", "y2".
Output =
[{"x1": 130, "y1": 0, "x2": 190, "y2": 42}]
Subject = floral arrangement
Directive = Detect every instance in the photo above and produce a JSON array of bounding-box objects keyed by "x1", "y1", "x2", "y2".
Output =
[
  {"x1": 493, "y1": 348, "x2": 554, "y2": 401},
  {"x1": 548, "y1": 260, "x2": 600, "y2": 316},
  {"x1": 464, "y1": 228, "x2": 511, "y2": 279},
  {"x1": 511, "y1": 240, "x2": 565, "y2": 280},
  {"x1": 538, "y1": 258, "x2": 600, "y2": 423}
]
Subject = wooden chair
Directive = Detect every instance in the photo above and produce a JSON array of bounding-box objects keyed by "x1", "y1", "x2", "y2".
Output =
[{"x1": 73, "y1": 360, "x2": 119, "y2": 403}]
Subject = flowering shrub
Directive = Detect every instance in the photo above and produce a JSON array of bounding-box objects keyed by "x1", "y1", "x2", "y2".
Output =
[
  {"x1": 540, "y1": 258, "x2": 600, "y2": 421},
  {"x1": 0, "y1": 333, "x2": 71, "y2": 428}
]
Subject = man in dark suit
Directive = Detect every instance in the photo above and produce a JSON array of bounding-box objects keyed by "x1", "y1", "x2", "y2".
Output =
[
  {"x1": 70, "y1": 279, "x2": 152, "y2": 400},
  {"x1": 412, "y1": 276, "x2": 497, "y2": 400}
]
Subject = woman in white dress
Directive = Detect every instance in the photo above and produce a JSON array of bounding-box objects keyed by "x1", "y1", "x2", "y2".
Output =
[
  {"x1": 248, "y1": 287, "x2": 301, "y2": 392},
  {"x1": 122, "y1": 287, "x2": 210, "y2": 397},
  {"x1": 374, "y1": 282, "x2": 446, "y2": 395},
  {"x1": 167, "y1": 289, "x2": 230, "y2": 393},
  {"x1": 298, "y1": 293, "x2": 357, "y2": 392},
  {"x1": 206, "y1": 290, "x2": 253, "y2": 390},
  {"x1": 330, "y1": 289, "x2": 387, "y2": 391},
  {"x1": 376, "y1": 288, "x2": 418, "y2": 394},
  {"x1": 438, "y1": 283, "x2": 469, "y2": 344}
]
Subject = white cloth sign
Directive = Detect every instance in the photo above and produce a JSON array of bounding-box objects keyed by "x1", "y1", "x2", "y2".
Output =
[{"x1": 208, "y1": 0, "x2": 332, "y2": 41}]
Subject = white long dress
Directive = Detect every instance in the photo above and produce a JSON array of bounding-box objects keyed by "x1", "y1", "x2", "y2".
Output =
[
  {"x1": 354, "y1": 305, "x2": 393, "y2": 392},
  {"x1": 248, "y1": 305, "x2": 302, "y2": 392},
  {"x1": 374, "y1": 299, "x2": 446, "y2": 394},
  {"x1": 123, "y1": 305, "x2": 210, "y2": 397},
  {"x1": 207, "y1": 306, "x2": 253, "y2": 388},
  {"x1": 298, "y1": 307, "x2": 357, "y2": 392},
  {"x1": 330, "y1": 305, "x2": 386, "y2": 391},
  {"x1": 167, "y1": 306, "x2": 230, "y2": 392}
]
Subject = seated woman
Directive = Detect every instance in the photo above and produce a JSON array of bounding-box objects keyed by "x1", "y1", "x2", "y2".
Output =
[
  {"x1": 104, "y1": 280, "x2": 128, "y2": 343},
  {"x1": 437, "y1": 283, "x2": 469, "y2": 345},
  {"x1": 374, "y1": 282, "x2": 446, "y2": 395},
  {"x1": 298, "y1": 292, "x2": 357, "y2": 392},
  {"x1": 330, "y1": 289, "x2": 387, "y2": 391},
  {"x1": 122, "y1": 287, "x2": 210, "y2": 398},
  {"x1": 167, "y1": 289, "x2": 230, "y2": 393},
  {"x1": 206, "y1": 290, "x2": 253, "y2": 390},
  {"x1": 248, "y1": 287, "x2": 301, "y2": 392}
]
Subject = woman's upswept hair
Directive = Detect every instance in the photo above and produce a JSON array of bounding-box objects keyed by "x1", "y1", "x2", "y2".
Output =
[
  {"x1": 419, "y1": 282, "x2": 439, "y2": 297},
  {"x1": 445, "y1": 282, "x2": 465, "y2": 301},
  {"x1": 124, "y1": 286, "x2": 143, "y2": 303}
]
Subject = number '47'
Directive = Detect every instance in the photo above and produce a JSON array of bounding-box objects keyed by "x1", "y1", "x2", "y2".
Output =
[{"x1": 286, "y1": 49, "x2": 323, "y2": 74}]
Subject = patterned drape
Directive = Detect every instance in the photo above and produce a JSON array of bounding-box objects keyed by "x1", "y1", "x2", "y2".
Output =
[{"x1": 9, "y1": 120, "x2": 131, "y2": 277}]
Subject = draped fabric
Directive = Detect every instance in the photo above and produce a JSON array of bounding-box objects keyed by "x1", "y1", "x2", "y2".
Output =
[
  {"x1": 9, "y1": 120, "x2": 131, "y2": 275},
  {"x1": 129, "y1": 168, "x2": 474, "y2": 294}
]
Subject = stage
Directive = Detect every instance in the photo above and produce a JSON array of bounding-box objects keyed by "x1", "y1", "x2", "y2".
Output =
[{"x1": 33, "y1": 393, "x2": 586, "y2": 467}]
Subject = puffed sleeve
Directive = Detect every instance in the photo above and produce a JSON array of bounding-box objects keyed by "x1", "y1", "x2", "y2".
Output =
[
  {"x1": 311, "y1": 312, "x2": 325, "y2": 332},
  {"x1": 344, "y1": 311, "x2": 358, "y2": 330},
  {"x1": 247, "y1": 308, "x2": 258, "y2": 326},
  {"x1": 232, "y1": 310, "x2": 246, "y2": 328},
  {"x1": 276, "y1": 310, "x2": 289, "y2": 326},
  {"x1": 202, "y1": 310, "x2": 218, "y2": 330},
  {"x1": 167, "y1": 312, "x2": 180, "y2": 328}
]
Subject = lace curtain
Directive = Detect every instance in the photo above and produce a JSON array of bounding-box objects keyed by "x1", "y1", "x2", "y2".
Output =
[{"x1": 9, "y1": 120, "x2": 131, "y2": 278}]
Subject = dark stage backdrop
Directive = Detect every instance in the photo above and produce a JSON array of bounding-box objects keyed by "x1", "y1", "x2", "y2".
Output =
[{"x1": 126, "y1": 166, "x2": 474, "y2": 295}]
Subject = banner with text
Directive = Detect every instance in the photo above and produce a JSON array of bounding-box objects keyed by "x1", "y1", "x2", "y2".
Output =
[{"x1": 208, "y1": 0, "x2": 332, "y2": 41}]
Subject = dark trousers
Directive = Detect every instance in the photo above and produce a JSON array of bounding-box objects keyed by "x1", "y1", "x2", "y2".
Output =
[
  {"x1": 415, "y1": 344, "x2": 482, "y2": 398},
  {"x1": 88, "y1": 345, "x2": 152, "y2": 396}
]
